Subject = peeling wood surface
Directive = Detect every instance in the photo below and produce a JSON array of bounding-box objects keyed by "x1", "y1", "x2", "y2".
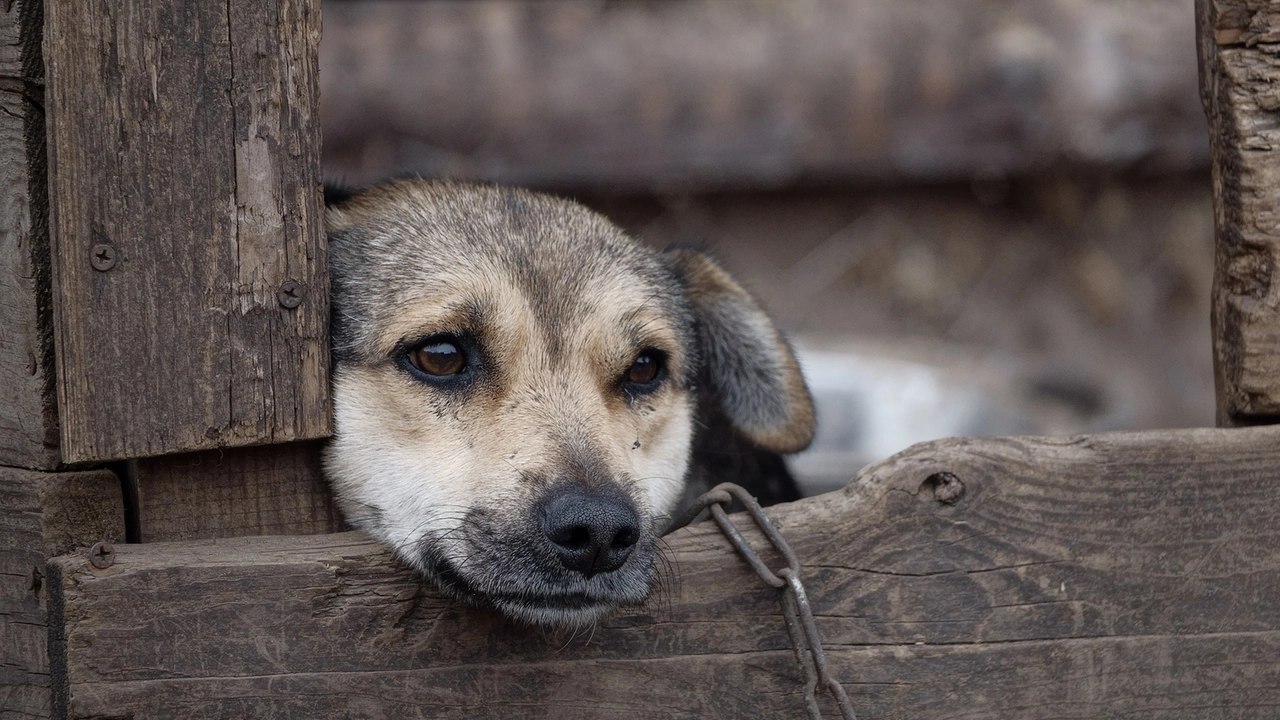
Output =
[
  {"x1": 0, "y1": 0, "x2": 58, "y2": 470},
  {"x1": 1, "y1": 468, "x2": 122, "y2": 720},
  {"x1": 322, "y1": 0, "x2": 1205, "y2": 191},
  {"x1": 1199, "y1": 0, "x2": 1280, "y2": 424},
  {"x1": 49, "y1": 428, "x2": 1280, "y2": 718},
  {"x1": 44, "y1": 0, "x2": 329, "y2": 463},
  {"x1": 134, "y1": 440, "x2": 343, "y2": 543}
]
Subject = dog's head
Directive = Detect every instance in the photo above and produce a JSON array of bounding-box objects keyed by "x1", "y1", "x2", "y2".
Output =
[{"x1": 324, "y1": 180, "x2": 813, "y2": 626}]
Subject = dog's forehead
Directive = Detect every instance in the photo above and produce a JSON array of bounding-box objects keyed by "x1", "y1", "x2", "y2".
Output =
[{"x1": 328, "y1": 181, "x2": 690, "y2": 361}]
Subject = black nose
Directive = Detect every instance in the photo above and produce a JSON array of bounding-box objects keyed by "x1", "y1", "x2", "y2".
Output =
[{"x1": 540, "y1": 488, "x2": 641, "y2": 578}]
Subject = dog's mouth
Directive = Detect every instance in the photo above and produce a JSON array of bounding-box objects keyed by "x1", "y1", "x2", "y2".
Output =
[
  {"x1": 422, "y1": 540, "x2": 657, "y2": 627},
  {"x1": 482, "y1": 590, "x2": 631, "y2": 627}
]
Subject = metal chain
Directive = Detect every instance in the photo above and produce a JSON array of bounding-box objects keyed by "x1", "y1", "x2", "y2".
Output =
[{"x1": 674, "y1": 483, "x2": 857, "y2": 720}]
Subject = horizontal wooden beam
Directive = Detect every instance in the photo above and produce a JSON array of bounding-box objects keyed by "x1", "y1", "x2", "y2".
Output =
[
  {"x1": 1198, "y1": 0, "x2": 1280, "y2": 425},
  {"x1": 322, "y1": 0, "x2": 1205, "y2": 191},
  {"x1": 48, "y1": 426, "x2": 1280, "y2": 718},
  {"x1": 133, "y1": 441, "x2": 343, "y2": 543}
]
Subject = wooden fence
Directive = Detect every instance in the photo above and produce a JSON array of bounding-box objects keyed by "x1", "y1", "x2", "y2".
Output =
[{"x1": 2, "y1": 0, "x2": 1278, "y2": 718}]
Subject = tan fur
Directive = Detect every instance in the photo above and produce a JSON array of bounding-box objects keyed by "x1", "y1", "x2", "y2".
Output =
[
  {"x1": 323, "y1": 180, "x2": 814, "y2": 626},
  {"x1": 326, "y1": 267, "x2": 694, "y2": 528}
]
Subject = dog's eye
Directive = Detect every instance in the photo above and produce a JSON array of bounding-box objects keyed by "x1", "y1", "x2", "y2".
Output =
[
  {"x1": 409, "y1": 340, "x2": 466, "y2": 376},
  {"x1": 625, "y1": 351, "x2": 663, "y2": 385}
]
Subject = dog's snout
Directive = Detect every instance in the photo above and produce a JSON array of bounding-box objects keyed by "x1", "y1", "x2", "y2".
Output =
[{"x1": 540, "y1": 489, "x2": 640, "y2": 578}]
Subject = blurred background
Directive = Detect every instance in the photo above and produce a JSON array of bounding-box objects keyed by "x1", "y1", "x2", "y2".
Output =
[{"x1": 319, "y1": 0, "x2": 1211, "y2": 495}]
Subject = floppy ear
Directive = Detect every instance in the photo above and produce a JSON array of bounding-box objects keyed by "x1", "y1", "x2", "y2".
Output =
[{"x1": 666, "y1": 249, "x2": 816, "y2": 454}]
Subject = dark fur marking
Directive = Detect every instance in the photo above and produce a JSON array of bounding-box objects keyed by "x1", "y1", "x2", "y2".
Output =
[
  {"x1": 687, "y1": 400, "x2": 803, "y2": 507},
  {"x1": 323, "y1": 182, "x2": 359, "y2": 208}
]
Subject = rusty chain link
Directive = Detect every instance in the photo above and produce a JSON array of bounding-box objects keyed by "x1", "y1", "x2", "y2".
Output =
[{"x1": 674, "y1": 483, "x2": 856, "y2": 720}]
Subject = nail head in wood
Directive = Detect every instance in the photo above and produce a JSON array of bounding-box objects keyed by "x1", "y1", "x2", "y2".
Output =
[
  {"x1": 90, "y1": 244, "x2": 117, "y2": 271},
  {"x1": 277, "y1": 280, "x2": 303, "y2": 309},
  {"x1": 88, "y1": 541, "x2": 115, "y2": 569}
]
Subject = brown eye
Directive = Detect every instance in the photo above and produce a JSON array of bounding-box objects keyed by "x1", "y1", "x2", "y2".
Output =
[
  {"x1": 409, "y1": 341, "x2": 465, "y2": 376},
  {"x1": 625, "y1": 351, "x2": 662, "y2": 385}
]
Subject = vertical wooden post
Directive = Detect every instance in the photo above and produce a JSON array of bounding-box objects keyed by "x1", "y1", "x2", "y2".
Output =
[
  {"x1": 0, "y1": 5, "x2": 124, "y2": 714},
  {"x1": 0, "y1": 0, "x2": 58, "y2": 470},
  {"x1": 0, "y1": 468, "x2": 123, "y2": 719},
  {"x1": 44, "y1": 0, "x2": 329, "y2": 463},
  {"x1": 1198, "y1": 0, "x2": 1280, "y2": 426}
]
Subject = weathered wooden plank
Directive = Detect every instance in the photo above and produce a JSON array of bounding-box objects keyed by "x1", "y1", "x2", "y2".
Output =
[
  {"x1": 0, "y1": 468, "x2": 122, "y2": 720},
  {"x1": 0, "y1": 0, "x2": 58, "y2": 470},
  {"x1": 51, "y1": 634, "x2": 1280, "y2": 720},
  {"x1": 133, "y1": 440, "x2": 343, "y2": 543},
  {"x1": 322, "y1": 0, "x2": 1205, "y2": 191},
  {"x1": 44, "y1": 0, "x2": 329, "y2": 463},
  {"x1": 48, "y1": 426, "x2": 1280, "y2": 718},
  {"x1": 1198, "y1": 0, "x2": 1280, "y2": 425}
]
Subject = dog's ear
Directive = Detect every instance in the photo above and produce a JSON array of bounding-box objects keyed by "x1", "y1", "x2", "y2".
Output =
[{"x1": 666, "y1": 250, "x2": 815, "y2": 454}]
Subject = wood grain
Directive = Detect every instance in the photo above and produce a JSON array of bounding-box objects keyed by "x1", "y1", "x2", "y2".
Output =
[
  {"x1": 44, "y1": 0, "x2": 329, "y2": 463},
  {"x1": 0, "y1": 0, "x2": 58, "y2": 470},
  {"x1": 48, "y1": 427, "x2": 1280, "y2": 718},
  {"x1": 0, "y1": 468, "x2": 122, "y2": 720},
  {"x1": 1198, "y1": 0, "x2": 1280, "y2": 425},
  {"x1": 322, "y1": 0, "x2": 1205, "y2": 191},
  {"x1": 133, "y1": 440, "x2": 343, "y2": 543}
]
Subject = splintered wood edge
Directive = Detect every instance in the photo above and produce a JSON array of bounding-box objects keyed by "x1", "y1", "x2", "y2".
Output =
[
  {"x1": 0, "y1": 0, "x2": 58, "y2": 470},
  {"x1": 1198, "y1": 0, "x2": 1280, "y2": 425}
]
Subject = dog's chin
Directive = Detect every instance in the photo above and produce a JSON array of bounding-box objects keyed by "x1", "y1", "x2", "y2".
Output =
[
  {"x1": 489, "y1": 594, "x2": 624, "y2": 628},
  {"x1": 422, "y1": 554, "x2": 655, "y2": 629}
]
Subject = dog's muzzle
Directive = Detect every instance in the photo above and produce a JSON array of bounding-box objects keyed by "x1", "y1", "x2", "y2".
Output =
[{"x1": 419, "y1": 483, "x2": 657, "y2": 626}]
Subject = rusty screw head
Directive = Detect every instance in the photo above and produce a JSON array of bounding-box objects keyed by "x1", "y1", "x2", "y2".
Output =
[
  {"x1": 928, "y1": 472, "x2": 966, "y2": 504},
  {"x1": 277, "y1": 280, "x2": 303, "y2": 309},
  {"x1": 88, "y1": 541, "x2": 115, "y2": 569},
  {"x1": 90, "y1": 244, "x2": 117, "y2": 271}
]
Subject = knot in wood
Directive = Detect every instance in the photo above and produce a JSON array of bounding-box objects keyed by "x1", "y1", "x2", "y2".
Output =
[{"x1": 926, "y1": 472, "x2": 965, "y2": 504}]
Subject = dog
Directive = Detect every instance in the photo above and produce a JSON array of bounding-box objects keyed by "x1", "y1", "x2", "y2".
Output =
[{"x1": 323, "y1": 179, "x2": 815, "y2": 627}]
